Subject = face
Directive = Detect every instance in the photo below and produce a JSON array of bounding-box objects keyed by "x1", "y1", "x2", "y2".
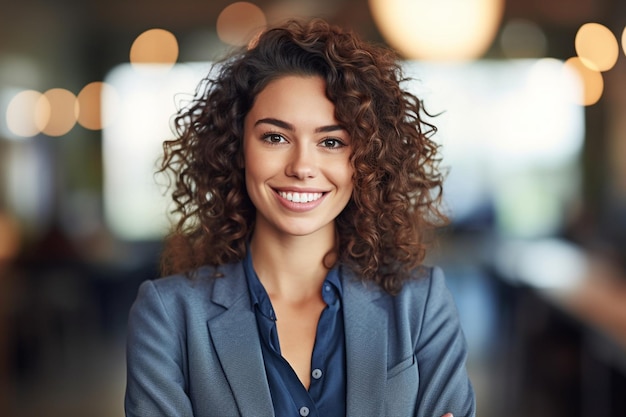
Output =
[{"x1": 243, "y1": 75, "x2": 354, "y2": 240}]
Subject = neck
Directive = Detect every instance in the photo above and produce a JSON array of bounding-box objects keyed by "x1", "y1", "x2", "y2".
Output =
[{"x1": 249, "y1": 224, "x2": 336, "y2": 300}]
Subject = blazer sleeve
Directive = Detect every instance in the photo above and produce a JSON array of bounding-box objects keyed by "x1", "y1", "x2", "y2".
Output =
[
  {"x1": 415, "y1": 267, "x2": 476, "y2": 417},
  {"x1": 125, "y1": 280, "x2": 194, "y2": 417}
]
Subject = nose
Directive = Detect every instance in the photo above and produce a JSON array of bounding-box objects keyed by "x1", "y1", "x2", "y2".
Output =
[{"x1": 285, "y1": 143, "x2": 318, "y2": 180}]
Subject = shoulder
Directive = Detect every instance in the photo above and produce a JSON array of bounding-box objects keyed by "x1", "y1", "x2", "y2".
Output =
[
  {"x1": 343, "y1": 264, "x2": 452, "y2": 321},
  {"x1": 368, "y1": 266, "x2": 458, "y2": 333},
  {"x1": 398, "y1": 265, "x2": 448, "y2": 300},
  {"x1": 130, "y1": 261, "x2": 247, "y2": 323},
  {"x1": 380, "y1": 265, "x2": 448, "y2": 305},
  {"x1": 151, "y1": 261, "x2": 243, "y2": 293},
  {"x1": 147, "y1": 265, "x2": 216, "y2": 295},
  {"x1": 139, "y1": 266, "x2": 213, "y2": 306},
  {"x1": 394, "y1": 265, "x2": 458, "y2": 320},
  {"x1": 342, "y1": 264, "x2": 445, "y2": 297}
]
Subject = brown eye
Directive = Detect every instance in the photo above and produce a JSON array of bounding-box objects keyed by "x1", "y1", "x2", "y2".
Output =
[
  {"x1": 321, "y1": 138, "x2": 345, "y2": 149},
  {"x1": 263, "y1": 133, "x2": 287, "y2": 144}
]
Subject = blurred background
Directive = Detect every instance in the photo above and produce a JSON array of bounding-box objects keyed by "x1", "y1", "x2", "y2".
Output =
[{"x1": 1, "y1": 0, "x2": 626, "y2": 416}]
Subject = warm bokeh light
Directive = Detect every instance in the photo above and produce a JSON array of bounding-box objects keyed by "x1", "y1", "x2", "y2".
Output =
[
  {"x1": 77, "y1": 81, "x2": 117, "y2": 130},
  {"x1": 5, "y1": 90, "x2": 50, "y2": 137},
  {"x1": 216, "y1": 2, "x2": 267, "y2": 46},
  {"x1": 564, "y1": 57, "x2": 604, "y2": 106},
  {"x1": 130, "y1": 28, "x2": 179, "y2": 69},
  {"x1": 575, "y1": 23, "x2": 618, "y2": 71},
  {"x1": 622, "y1": 26, "x2": 626, "y2": 56},
  {"x1": 41, "y1": 88, "x2": 78, "y2": 136},
  {"x1": 369, "y1": 0, "x2": 504, "y2": 60},
  {"x1": 0, "y1": 212, "x2": 21, "y2": 263},
  {"x1": 500, "y1": 19, "x2": 547, "y2": 58}
]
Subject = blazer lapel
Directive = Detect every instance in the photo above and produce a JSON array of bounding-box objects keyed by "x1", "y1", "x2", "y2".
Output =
[
  {"x1": 342, "y1": 272, "x2": 388, "y2": 417},
  {"x1": 207, "y1": 265, "x2": 275, "y2": 417}
]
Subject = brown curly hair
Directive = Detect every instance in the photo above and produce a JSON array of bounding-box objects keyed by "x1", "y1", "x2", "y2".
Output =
[{"x1": 159, "y1": 18, "x2": 448, "y2": 294}]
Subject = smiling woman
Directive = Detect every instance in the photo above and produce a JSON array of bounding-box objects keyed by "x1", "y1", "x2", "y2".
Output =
[
  {"x1": 125, "y1": 18, "x2": 475, "y2": 417},
  {"x1": 243, "y1": 76, "x2": 354, "y2": 241}
]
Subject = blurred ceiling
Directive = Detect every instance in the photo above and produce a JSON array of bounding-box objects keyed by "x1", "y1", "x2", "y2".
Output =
[{"x1": 0, "y1": 0, "x2": 624, "y2": 90}]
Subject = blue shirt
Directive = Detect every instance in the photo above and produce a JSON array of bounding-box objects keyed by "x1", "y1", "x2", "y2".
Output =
[{"x1": 243, "y1": 249, "x2": 346, "y2": 417}]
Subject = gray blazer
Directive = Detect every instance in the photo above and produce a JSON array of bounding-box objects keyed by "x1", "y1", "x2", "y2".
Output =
[{"x1": 125, "y1": 263, "x2": 475, "y2": 417}]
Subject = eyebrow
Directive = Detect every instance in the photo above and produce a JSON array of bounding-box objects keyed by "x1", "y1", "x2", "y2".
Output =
[{"x1": 254, "y1": 118, "x2": 345, "y2": 133}]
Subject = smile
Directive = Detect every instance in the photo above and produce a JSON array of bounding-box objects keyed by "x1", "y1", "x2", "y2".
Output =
[{"x1": 277, "y1": 191, "x2": 324, "y2": 203}]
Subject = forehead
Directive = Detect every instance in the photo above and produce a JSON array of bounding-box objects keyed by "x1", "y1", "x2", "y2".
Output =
[{"x1": 247, "y1": 75, "x2": 337, "y2": 122}]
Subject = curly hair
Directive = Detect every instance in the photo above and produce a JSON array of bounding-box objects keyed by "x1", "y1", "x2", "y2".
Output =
[{"x1": 159, "y1": 18, "x2": 448, "y2": 294}]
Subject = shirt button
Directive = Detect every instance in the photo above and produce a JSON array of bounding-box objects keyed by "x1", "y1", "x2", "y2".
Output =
[
  {"x1": 311, "y1": 368, "x2": 323, "y2": 379},
  {"x1": 324, "y1": 284, "x2": 331, "y2": 292},
  {"x1": 299, "y1": 406, "x2": 310, "y2": 416}
]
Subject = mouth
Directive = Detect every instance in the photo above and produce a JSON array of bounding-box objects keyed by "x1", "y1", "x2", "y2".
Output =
[{"x1": 277, "y1": 191, "x2": 325, "y2": 203}]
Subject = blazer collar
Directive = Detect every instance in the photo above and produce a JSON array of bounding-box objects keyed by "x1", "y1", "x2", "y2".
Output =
[
  {"x1": 206, "y1": 262, "x2": 390, "y2": 417},
  {"x1": 342, "y1": 269, "x2": 388, "y2": 417},
  {"x1": 207, "y1": 263, "x2": 275, "y2": 417}
]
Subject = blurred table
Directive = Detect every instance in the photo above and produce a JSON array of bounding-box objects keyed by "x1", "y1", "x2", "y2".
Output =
[{"x1": 492, "y1": 238, "x2": 626, "y2": 417}]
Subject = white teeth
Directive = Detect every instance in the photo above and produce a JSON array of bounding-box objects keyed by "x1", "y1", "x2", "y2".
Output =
[{"x1": 278, "y1": 191, "x2": 323, "y2": 203}]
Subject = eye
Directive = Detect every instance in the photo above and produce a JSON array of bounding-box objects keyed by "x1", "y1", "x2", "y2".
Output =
[
  {"x1": 262, "y1": 133, "x2": 287, "y2": 144},
  {"x1": 320, "y1": 138, "x2": 347, "y2": 149}
]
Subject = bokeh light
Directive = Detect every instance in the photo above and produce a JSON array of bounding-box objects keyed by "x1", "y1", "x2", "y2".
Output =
[
  {"x1": 129, "y1": 28, "x2": 179, "y2": 69},
  {"x1": 77, "y1": 81, "x2": 117, "y2": 130},
  {"x1": 564, "y1": 57, "x2": 604, "y2": 106},
  {"x1": 369, "y1": 0, "x2": 504, "y2": 60},
  {"x1": 216, "y1": 2, "x2": 267, "y2": 46},
  {"x1": 41, "y1": 88, "x2": 78, "y2": 136},
  {"x1": 6, "y1": 90, "x2": 50, "y2": 137},
  {"x1": 500, "y1": 19, "x2": 547, "y2": 58},
  {"x1": 622, "y1": 26, "x2": 626, "y2": 56},
  {"x1": 575, "y1": 23, "x2": 619, "y2": 72}
]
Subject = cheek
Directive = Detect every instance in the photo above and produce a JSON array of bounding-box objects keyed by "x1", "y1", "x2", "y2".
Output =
[
  {"x1": 245, "y1": 154, "x2": 274, "y2": 183},
  {"x1": 342, "y1": 164, "x2": 355, "y2": 192},
  {"x1": 243, "y1": 152, "x2": 280, "y2": 202}
]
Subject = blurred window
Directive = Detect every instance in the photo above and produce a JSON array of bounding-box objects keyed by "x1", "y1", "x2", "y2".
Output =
[{"x1": 102, "y1": 60, "x2": 584, "y2": 240}]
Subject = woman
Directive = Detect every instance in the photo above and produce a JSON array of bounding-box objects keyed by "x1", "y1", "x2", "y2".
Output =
[{"x1": 125, "y1": 18, "x2": 475, "y2": 417}]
